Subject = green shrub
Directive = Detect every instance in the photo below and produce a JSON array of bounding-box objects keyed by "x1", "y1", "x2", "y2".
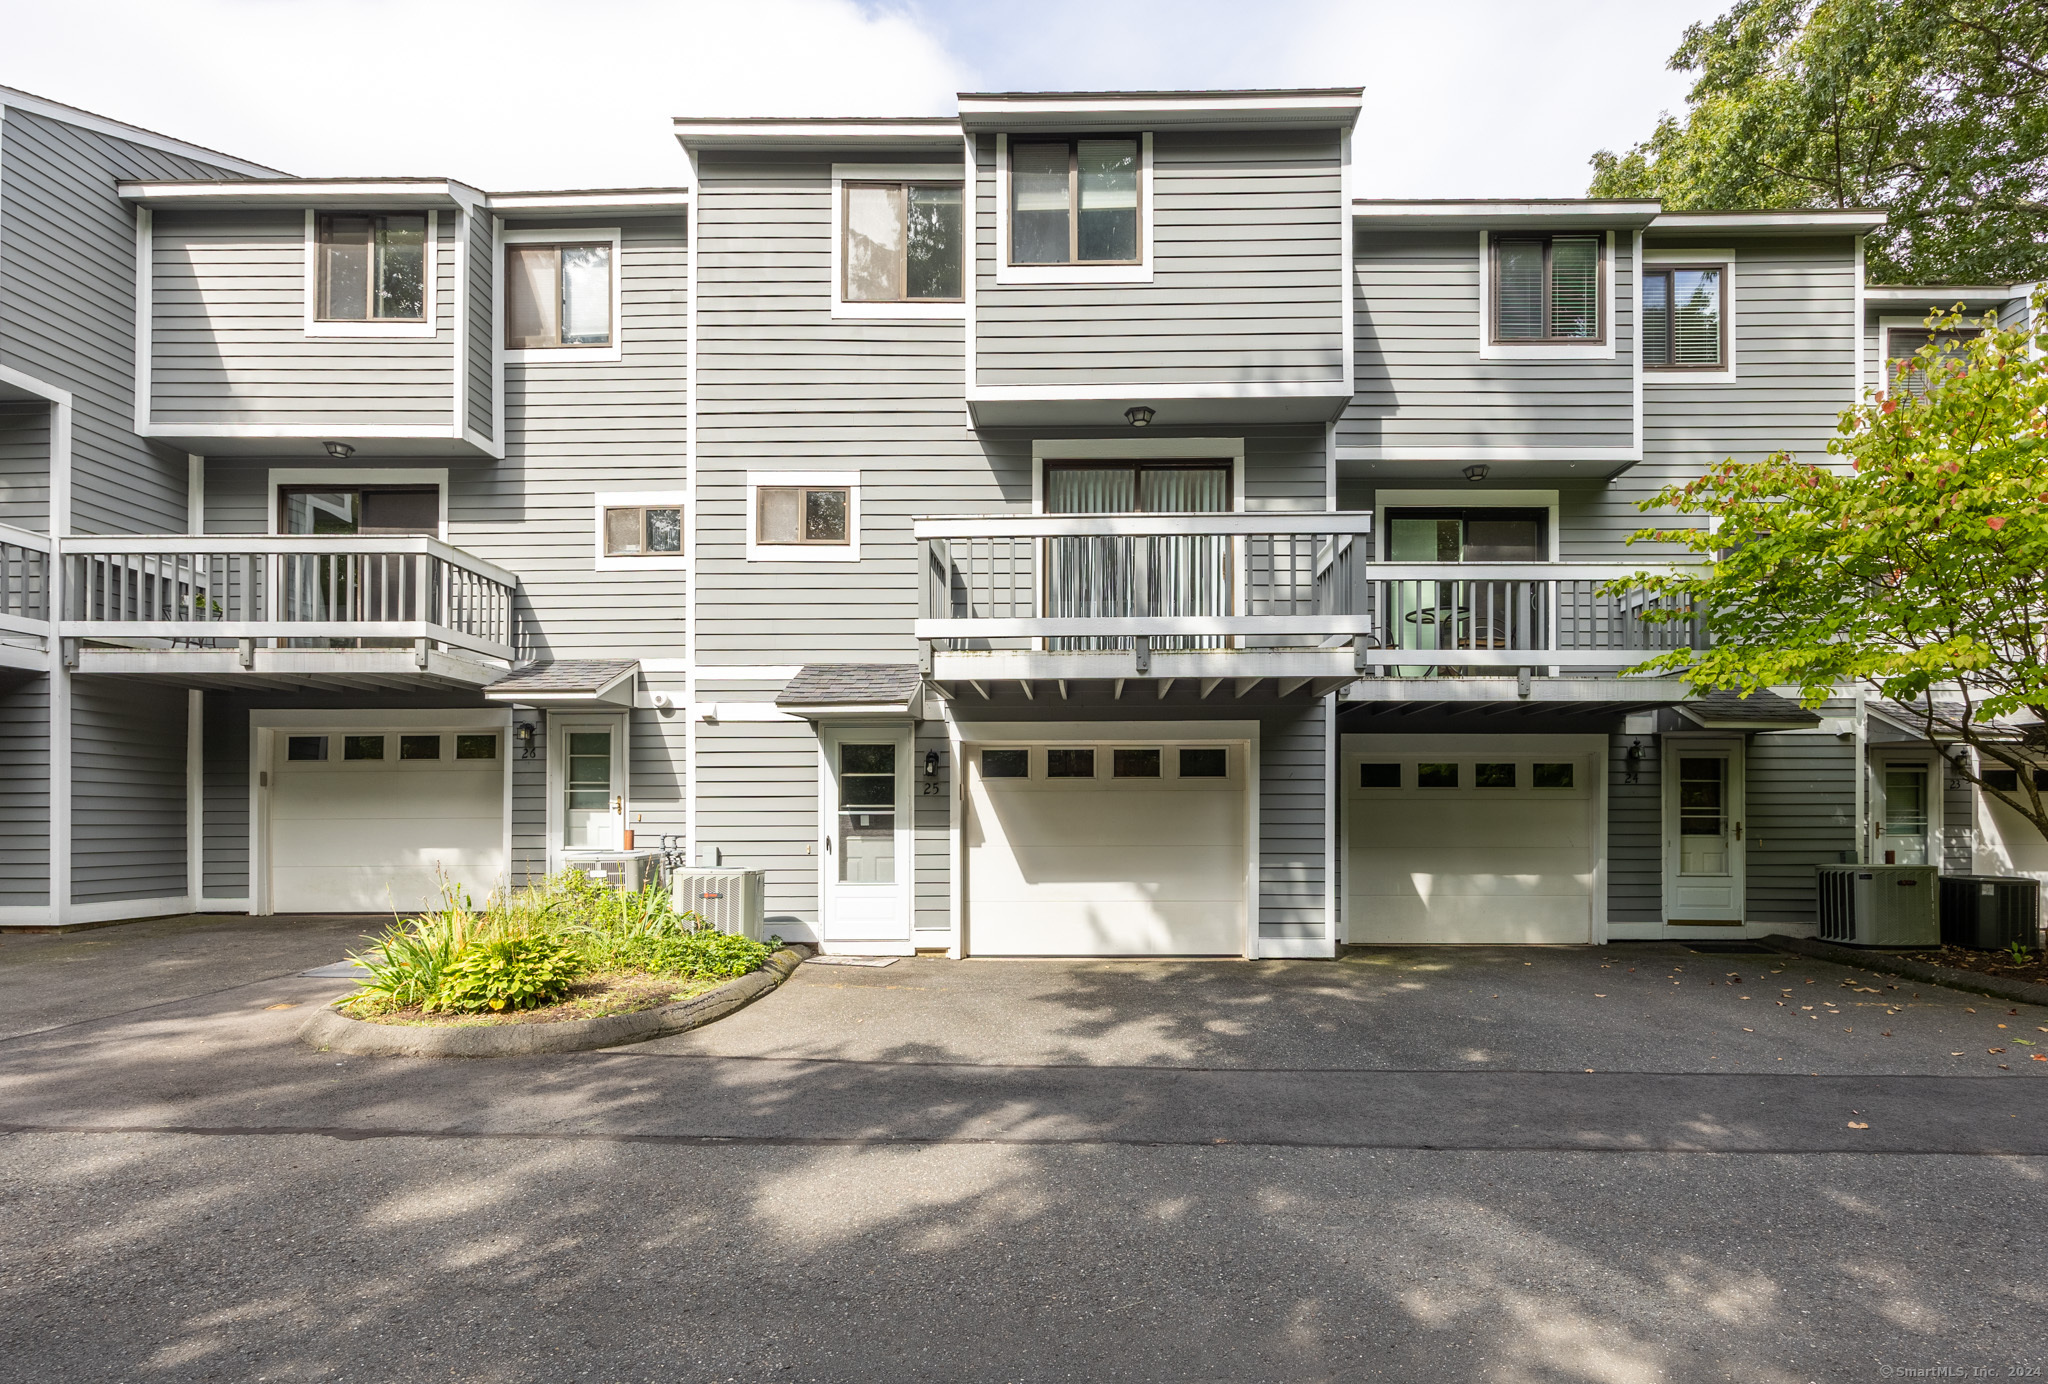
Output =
[
  {"x1": 425, "y1": 935, "x2": 583, "y2": 1013},
  {"x1": 612, "y1": 928, "x2": 771, "y2": 979}
]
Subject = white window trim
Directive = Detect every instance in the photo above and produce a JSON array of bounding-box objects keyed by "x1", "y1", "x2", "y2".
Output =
[
  {"x1": 303, "y1": 208, "x2": 440, "y2": 339},
  {"x1": 1643, "y1": 247, "x2": 1737, "y2": 383},
  {"x1": 829, "y1": 164, "x2": 967, "y2": 321},
  {"x1": 1476, "y1": 229, "x2": 1617, "y2": 361},
  {"x1": 1371, "y1": 488, "x2": 1561, "y2": 562},
  {"x1": 502, "y1": 226, "x2": 626, "y2": 363},
  {"x1": 746, "y1": 470, "x2": 860, "y2": 563},
  {"x1": 994, "y1": 132, "x2": 1155, "y2": 286},
  {"x1": 594, "y1": 489, "x2": 688, "y2": 571},
  {"x1": 265, "y1": 467, "x2": 450, "y2": 538}
]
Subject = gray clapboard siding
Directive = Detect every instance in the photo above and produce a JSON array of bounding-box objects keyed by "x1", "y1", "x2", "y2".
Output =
[
  {"x1": 1343, "y1": 229, "x2": 1637, "y2": 452},
  {"x1": 914, "y1": 724, "x2": 950, "y2": 934},
  {"x1": 0, "y1": 404, "x2": 51, "y2": 527},
  {"x1": 974, "y1": 129, "x2": 1347, "y2": 388},
  {"x1": 1258, "y1": 699, "x2": 1327, "y2": 938},
  {"x1": 1608, "y1": 732, "x2": 1661, "y2": 922},
  {"x1": 1, "y1": 106, "x2": 238, "y2": 536},
  {"x1": 695, "y1": 714, "x2": 821, "y2": 933},
  {"x1": 1943, "y1": 770, "x2": 1975, "y2": 875},
  {"x1": 1746, "y1": 728, "x2": 1856, "y2": 923},
  {"x1": 511, "y1": 713, "x2": 547, "y2": 887},
  {"x1": 71, "y1": 679, "x2": 186, "y2": 903},
  {"x1": 629, "y1": 682, "x2": 688, "y2": 853},
  {"x1": 465, "y1": 211, "x2": 494, "y2": 440},
  {"x1": 201, "y1": 690, "x2": 248, "y2": 899},
  {"x1": 0, "y1": 676, "x2": 52, "y2": 906},
  {"x1": 149, "y1": 208, "x2": 458, "y2": 428}
]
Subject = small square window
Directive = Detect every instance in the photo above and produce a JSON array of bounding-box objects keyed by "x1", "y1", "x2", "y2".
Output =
[
  {"x1": 1046, "y1": 748, "x2": 1095, "y2": 779},
  {"x1": 285, "y1": 735, "x2": 327, "y2": 762},
  {"x1": 1179, "y1": 747, "x2": 1228, "y2": 779},
  {"x1": 399, "y1": 735, "x2": 440, "y2": 761},
  {"x1": 1009, "y1": 137, "x2": 1142, "y2": 266},
  {"x1": 1982, "y1": 768, "x2": 2019, "y2": 792},
  {"x1": 1359, "y1": 762, "x2": 1401, "y2": 789},
  {"x1": 981, "y1": 748, "x2": 1029, "y2": 779},
  {"x1": 1533, "y1": 762, "x2": 1575, "y2": 789},
  {"x1": 455, "y1": 734, "x2": 498, "y2": 760},
  {"x1": 1417, "y1": 762, "x2": 1459, "y2": 789},
  {"x1": 844, "y1": 182, "x2": 965, "y2": 302},
  {"x1": 316, "y1": 213, "x2": 426, "y2": 322},
  {"x1": 343, "y1": 735, "x2": 384, "y2": 761},
  {"x1": 505, "y1": 242, "x2": 613, "y2": 349},
  {"x1": 1113, "y1": 748, "x2": 1161, "y2": 779},
  {"x1": 756, "y1": 486, "x2": 850, "y2": 546},
  {"x1": 1476, "y1": 762, "x2": 1517, "y2": 788},
  {"x1": 1491, "y1": 232, "x2": 1602, "y2": 343},
  {"x1": 604, "y1": 505, "x2": 683, "y2": 557}
]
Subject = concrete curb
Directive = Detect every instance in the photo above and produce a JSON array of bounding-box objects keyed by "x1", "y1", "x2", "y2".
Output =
[
  {"x1": 1761, "y1": 933, "x2": 2048, "y2": 1008},
  {"x1": 298, "y1": 944, "x2": 813, "y2": 1058}
]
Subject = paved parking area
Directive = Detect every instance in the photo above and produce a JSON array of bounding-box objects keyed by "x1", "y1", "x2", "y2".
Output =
[{"x1": 2, "y1": 917, "x2": 2046, "y2": 1382}]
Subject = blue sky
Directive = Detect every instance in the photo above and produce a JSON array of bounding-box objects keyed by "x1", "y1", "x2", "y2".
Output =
[{"x1": 0, "y1": 0, "x2": 1718, "y2": 194}]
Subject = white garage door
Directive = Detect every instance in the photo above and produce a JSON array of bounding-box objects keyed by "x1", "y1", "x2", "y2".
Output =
[
  {"x1": 1345, "y1": 741, "x2": 1599, "y2": 944},
  {"x1": 966, "y1": 741, "x2": 1247, "y2": 956},
  {"x1": 270, "y1": 728, "x2": 506, "y2": 913}
]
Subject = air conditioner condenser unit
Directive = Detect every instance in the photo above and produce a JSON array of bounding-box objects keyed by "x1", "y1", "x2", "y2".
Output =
[
  {"x1": 1816, "y1": 864, "x2": 1938, "y2": 946},
  {"x1": 672, "y1": 868, "x2": 766, "y2": 940}
]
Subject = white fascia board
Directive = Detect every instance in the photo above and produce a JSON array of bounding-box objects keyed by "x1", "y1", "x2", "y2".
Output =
[
  {"x1": 118, "y1": 179, "x2": 479, "y2": 209},
  {"x1": 1354, "y1": 200, "x2": 1660, "y2": 227},
  {"x1": 958, "y1": 92, "x2": 1362, "y2": 126},
  {"x1": 142, "y1": 423, "x2": 468, "y2": 440},
  {"x1": 1865, "y1": 285, "x2": 2022, "y2": 307},
  {"x1": 489, "y1": 190, "x2": 690, "y2": 214},
  {"x1": 1, "y1": 88, "x2": 281, "y2": 177},
  {"x1": 967, "y1": 380, "x2": 1352, "y2": 403},
  {"x1": 1336, "y1": 445, "x2": 1641, "y2": 463},
  {"x1": 673, "y1": 120, "x2": 961, "y2": 148},
  {"x1": 1650, "y1": 210, "x2": 1885, "y2": 233}
]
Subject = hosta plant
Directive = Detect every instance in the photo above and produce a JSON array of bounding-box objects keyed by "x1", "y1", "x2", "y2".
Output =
[{"x1": 425, "y1": 935, "x2": 583, "y2": 1013}]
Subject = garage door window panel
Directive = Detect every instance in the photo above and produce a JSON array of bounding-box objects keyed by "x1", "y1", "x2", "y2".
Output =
[
  {"x1": 1417, "y1": 762, "x2": 1459, "y2": 789},
  {"x1": 1113, "y1": 748, "x2": 1161, "y2": 779},
  {"x1": 1476, "y1": 762, "x2": 1516, "y2": 788},
  {"x1": 1046, "y1": 747, "x2": 1097, "y2": 779},
  {"x1": 286, "y1": 735, "x2": 328, "y2": 762},
  {"x1": 1180, "y1": 747, "x2": 1229, "y2": 779}
]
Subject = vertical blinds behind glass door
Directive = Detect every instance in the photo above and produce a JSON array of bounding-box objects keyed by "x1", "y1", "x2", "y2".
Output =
[{"x1": 1044, "y1": 464, "x2": 1229, "y2": 651}]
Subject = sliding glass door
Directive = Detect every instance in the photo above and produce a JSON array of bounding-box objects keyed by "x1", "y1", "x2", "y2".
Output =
[{"x1": 1043, "y1": 462, "x2": 1231, "y2": 650}]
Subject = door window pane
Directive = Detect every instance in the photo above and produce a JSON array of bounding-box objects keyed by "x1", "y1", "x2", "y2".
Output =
[
  {"x1": 343, "y1": 735, "x2": 384, "y2": 761},
  {"x1": 906, "y1": 184, "x2": 963, "y2": 299},
  {"x1": 455, "y1": 734, "x2": 498, "y2": 760},
  {"x1": 1678, "y1": 757, "x2": 1729, "y2": 875},
  {"x1": 1180, "y1": 747, "x2": 1228, "y2": 778},
  {"x1": 1077, "y1": 139, "x2": 1139, "y2": 262},
  {"x1": 285, "y1": 491, "x2": 359, "y2": 535},
  {"x1": 844, "y1": 183, "x2": 905, "y2": 302},
  {"x1": 360, "y1": 488, "x2": 438, "y2": 534},
  {"x1": 837, "y1": 743, "x2": 895, "y2": 884},
  {"x1": 559, "y1": 245, "x2": 611, "y2": 344},
  {"x1": 1011, "y1": 142, "x2": 1073, "y2": 264},
  {"x1": 1464, "y1": 519, "x2": 1540, "y2": 561},
  {"x1": 399, "y1": 735, "x2": 440, "y2": 760},
  {"x1": 1883, "y1": 766, "x2": 1930, "y2": 865},
  {"x1": 1113, "y1": 747, "x2": 1161, "y2": 778},
  {"x1": 286, "y1": 735, "x2": 327, "y2": 762},
  {"x1": 566, "y1": 732, "x2": 612, "y2": 809},
  {"x1": 1359, "y1": 761, "x2": 1400, "y2": 788},
  {"x1": 981, "y1": 748, "x2": 1029, "y2": 779},
  {"x1": 1046, "y1": 748, "x2": 1095, "y2": 778}
]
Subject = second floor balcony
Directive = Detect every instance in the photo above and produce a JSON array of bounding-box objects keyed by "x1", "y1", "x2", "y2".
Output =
[
  {"x1": 58, "y1": 535, "x2": 519, "y2": 688},
  {"x1": 916, "y1": 513, "x2": 1701, "y2": 696}
]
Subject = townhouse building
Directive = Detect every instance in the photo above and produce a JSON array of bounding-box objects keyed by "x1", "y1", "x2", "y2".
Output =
[{"x1": 0, "y1": 84, "x2": 2036, "y2": 951}]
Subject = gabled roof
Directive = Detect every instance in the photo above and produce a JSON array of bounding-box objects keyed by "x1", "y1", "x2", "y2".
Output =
[
  {"x1": 0, "y1": 83, "x2": 282, "y2": 178},
  {"x1": 1679, "y1": 688, "x2": 1823, "y2": 730},
  {"x1": 485, "y1": 660, "x2": 638, "y2": 709}
]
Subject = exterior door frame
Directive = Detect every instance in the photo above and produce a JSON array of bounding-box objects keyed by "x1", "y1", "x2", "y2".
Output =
[
  {"x1": 1871, "y1": 747, "x2": 1943, "y2": 868},
  {"x1": 816, "y1": 722, "x2": 915, "y2": 953},
  {"x1": 547, "y1": 712, "x2": 629, "y2": 870},
  {"x1": 1661, "y1": 734, "x2": 1746, "y2": 926},
  {"x1": 247, "y1": 707, "x2": 511, "y2": 916}
]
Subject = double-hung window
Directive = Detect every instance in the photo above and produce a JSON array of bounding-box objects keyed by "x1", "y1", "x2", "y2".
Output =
[
  {"x1": 1491, "y1": 233, "x2": 1603, "y2": 343},
  {"x1": 1643, "y1": 266, "x2": 1726, "y2": 368},
  {"x1": 1010, "y1": 137, "x2": 1141, "y2": 265},
  {"x1": 843, "y1": 182, "x2": 964, "y2": 302},
  {"x1": 506, "y1": 242, "x2": 614, "y2": 349},
  {"x1": 316, "y1": 214, "x2": 427, "y2": 322}
]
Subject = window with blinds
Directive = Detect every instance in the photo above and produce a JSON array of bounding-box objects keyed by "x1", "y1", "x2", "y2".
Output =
[
  {"x1": 1886, "y1": 327, "x2": 1981, "y2": 397},
  {"x1": 1491, "y1": 234, "x2": 1603, "y2": 343},
  {"x1": 1644, "y1": 266, "x2": 1725, "y2": 368}
]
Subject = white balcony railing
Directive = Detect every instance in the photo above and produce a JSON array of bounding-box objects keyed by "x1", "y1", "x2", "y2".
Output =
[
  {"x1": 0, "y1": 523, "x2": 52, "y2": 644},
  {"x1": 916, "y1": 514, "x2": 1700, "y2": 670},
  {"x1": 59, "y1": 536, "x2": 519, "y2": 663}
]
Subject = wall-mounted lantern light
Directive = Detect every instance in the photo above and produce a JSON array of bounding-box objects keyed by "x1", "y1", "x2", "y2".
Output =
[
  {"x1": 1624, "y1": 737, "x2": 1644, "y2": 783},
  {"x1": 516, "y1": 722, "x2": 536, "y2": 759},
  {"x1": 925, "y1": 749, "x2": 940, "y2": 777}
]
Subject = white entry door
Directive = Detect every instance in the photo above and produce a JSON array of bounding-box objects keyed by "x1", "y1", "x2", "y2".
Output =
[
  {"x1": 1664, "y1": 740, "x2": 1745, "y2": 923},
  {"x1": 552, "y1": 717, "x2": 628, "y2": 857},
  {"x1": 1877, "y1": 760, "x2": 1934, "y2": 866},
  {"x1": 821, "y1": 728, "x2": 912, "y2": 950}
]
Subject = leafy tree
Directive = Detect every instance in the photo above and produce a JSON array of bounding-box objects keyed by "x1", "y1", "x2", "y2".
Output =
[
  {"x1": 1589, "y1": 0, "x2": 2048, "y2": 283},
  {"x1": 1609, "y1": 292, "x2": 2048, "y2": 844}
]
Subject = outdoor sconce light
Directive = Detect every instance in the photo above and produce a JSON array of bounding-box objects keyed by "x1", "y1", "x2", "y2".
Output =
[
  {"x1": 1463, "y1": 463, "x2": 1490, "y2": 483},
  {"x1": 516, "y1": 722, "x2": 536, "y2": 759},
  {"x1": 925, "y1": 749, "x2": 940, "y2": 777},
  {"x1": 1124, "y1": 405, "x2": 1155, "y2": 428},
  {"x1": 1625, "y1": 737, "x2": 1644, "y2": 783},
  {"x1": 323, "y1": 440, "x2": 355, "y2": 459}
]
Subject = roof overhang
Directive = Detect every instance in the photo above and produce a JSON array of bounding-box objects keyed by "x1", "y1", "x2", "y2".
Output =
[
  {"x1": 1354, "y1": 199, "x2": 1660, "y2": 230},
  {"x1": 957, "y1": 88, "x2": 1363, "y2": 133},
  {"x1": 1649, "y1": 210, "x2": 1886, "y2": 235},
  {"x1": 488, "y1": 189, "x2": 690, "y2": 216},
  {"x1": 1341, "y1": 678, "x2": 1694, "y2": 712},
  {"x1": 484, "y1": 659, "x2": 638, "y2": 710},
  {"x1": 968, "y1": 381, "x2": 1353, "y2": 430},
  {"x1": 673, "y1": 118, "x2": 962, "y2": 152},
  {"x1": 118, "y1": 177, "x2": 483, "y2": 210},
  {"x1": 775, "y1": 663, "x2": 927, "y2": 720},
  {"x1": 1866, "y1": 284, "x2": 2028, "y2": 315}
]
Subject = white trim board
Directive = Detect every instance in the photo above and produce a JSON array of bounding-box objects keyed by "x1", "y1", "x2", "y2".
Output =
[
  {"x1": 501, "y1": 226, "x2": 626, "y2": 363},
  {"x1": 264, "y1": 467, "x2": 450, "y2": 539},
  {"x1": 828, "y1": 163, "x2": 968, "y2": 321},
  {"x1": 302, "y1": 208, "x2": 440, "y2": 339},
  {"x1": 992, "y1": 132, "x2": 1155, "y2": 286},
  {"x1": 744, "y1": 470, "x2": 861, "y2": 563},
  {"x1": 1371, "y1": 488, "x2": 1562, "y2": 561},
  {"x1": 592, "y1": 489, "x2": 688, "y2": 571},
  {"x1": 1641, "y1": 246, "x2": 1739, "y2": 384}
]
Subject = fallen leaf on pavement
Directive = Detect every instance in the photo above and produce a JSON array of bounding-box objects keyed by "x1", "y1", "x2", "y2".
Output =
[
  {"x1": 1743, "y1": 1027, "x2": 1754, "y2": 1032},
  {"x1": 2033, "y1": 1054, "x2": 2047, "y2": 1062},
  {"x1": 1594, "y1": 993, "x2": 1606, "y2": 998},
  {"x1": 1847, "y1": 1122, "x2": 1869, "y2": 1129},
  {"x1": 1989, "y1": 1048, "x2": 2006, "y2": 1054},
  {"x1": 1952, "y1": 1052, "x2": 1966, "y2": 1056},
  {"x1": 1881, "y1": 1031, "x2": 1892, "y2": 1037}
]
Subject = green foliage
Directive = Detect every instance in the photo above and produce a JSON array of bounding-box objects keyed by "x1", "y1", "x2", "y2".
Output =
[
  {"x1": 2008, "y1": 938, "x2": 2034, "y2": 964},
  {"x1": 1588, "y1": 0, "x2": 2048, "y2": 282},
  {"x1": 610, "y1": 929, "x2": 772, "y2": 979},
  {"x1": 1607, "y1": 290, "x2": 2048, "y2": 841},
  {"x1": 425, "y1": 934, "x2": 583, "y2": 1013}
]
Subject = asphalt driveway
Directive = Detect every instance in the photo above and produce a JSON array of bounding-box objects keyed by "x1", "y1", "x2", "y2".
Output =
[{"x1": 3, "y1": 917, "x2": 2046, "y2": 1382}]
